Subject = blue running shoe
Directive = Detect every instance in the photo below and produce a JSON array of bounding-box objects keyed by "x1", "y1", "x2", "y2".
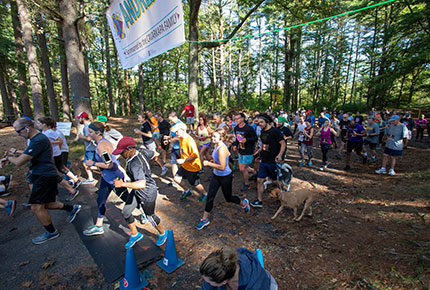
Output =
[
  {"x1": 180, "y1": 190, "x2": 192, "y2": 201},
  {"x1": 299, "y1": 161, "x2": 305, "y2": 167},
  {"x1": 155, "y1": 232, "x2": 168, "y2": 246},
  {"x1": 195, "y1": 218, "x2": 210, "y2": 230},
  {"x1": 66, "y1": 205, "x2": 81, "y2": 223},
  {"x1": 5, "y1": 200, "x2": 16, "y2": 216},
  {"x1": 240, "y1": 184, "x2": 250, "y2": 192},
  {"x1": 308, "y1": 161, "x2": 312, "y2": 166},
  {"x1": 242, "y1": 199, "x2": 250, "y2": 213},
  {"x1": 125, "y1": 232, "x2": 143, "y2": 249},
  {"x1": 198, "y1": 194, "x2": 208, "y2": 202},
  {"x1": 32, "y1": 230, "x2": 60, "y2": 245},
  {"x1": 83, "y1": 225, "x2": 104, "y2": 236}
]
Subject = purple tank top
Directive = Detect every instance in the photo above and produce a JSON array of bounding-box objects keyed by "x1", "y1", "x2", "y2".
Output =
[{"x1": 320, "y1": 127, "x2": 332, "y2": 145}]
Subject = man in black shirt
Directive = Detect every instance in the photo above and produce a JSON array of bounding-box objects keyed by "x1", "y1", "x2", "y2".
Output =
[
  {"x1": 232, "y1": 113, "x2": 258, "y2": 192},
  {"x1": 155, "y1": 113, "x2": 171, "y2": 165},
  {"x1": 250, "y1": 114, "x2": 285, "y2": 208},
  {"x1": 3, "y1": 118, "x2": 81, "y2": 245}
]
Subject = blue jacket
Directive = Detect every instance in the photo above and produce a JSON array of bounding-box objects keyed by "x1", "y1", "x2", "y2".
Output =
[{"x1": 201, "y1": 248, "x2": 272, "y2": 290}]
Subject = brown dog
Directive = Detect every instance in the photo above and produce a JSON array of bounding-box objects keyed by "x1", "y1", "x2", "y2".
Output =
[{"x1": 269, "y1": 180, "x2": 317, "y2": 221}]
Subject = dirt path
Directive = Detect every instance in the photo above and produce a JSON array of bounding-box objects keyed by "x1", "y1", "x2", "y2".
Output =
[{"x1": 0, "y1": 117, "x2": 429, "y2": 289}]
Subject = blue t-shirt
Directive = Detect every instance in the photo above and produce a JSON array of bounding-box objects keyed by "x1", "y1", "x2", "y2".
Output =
[
  {"x1": 24, "y1": 133, "x2": 58, "y2": 177},
  {"x1": 170, "y1": 120, "x2": 184, "y2": 150},
  {"x1": 348, "y1": 123, "x2": 365, "y2": 142}
]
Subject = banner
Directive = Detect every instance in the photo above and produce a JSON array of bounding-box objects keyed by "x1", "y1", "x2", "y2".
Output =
[{"x1": 106, "y1": 0, "x2": 185, "y2": 69}]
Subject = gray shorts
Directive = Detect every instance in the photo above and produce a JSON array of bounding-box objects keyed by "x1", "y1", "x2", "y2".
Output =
[{"x1": 186, "y1": 117, "x2": 195, "y2": 125}]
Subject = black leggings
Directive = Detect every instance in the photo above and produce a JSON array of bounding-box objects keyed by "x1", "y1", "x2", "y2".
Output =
[
  {"x1": 321, "y1": 144, "x2": 331, "y2": 163},
  {"x1": 122, "y1": 192, "x2": 160, "y2": 226},
  {"x1": 416, "y1": 128, "x2": 425, "y2": 140},
  {"x1": 205, "y1": 173, "x2": 240, "y2": 213}
]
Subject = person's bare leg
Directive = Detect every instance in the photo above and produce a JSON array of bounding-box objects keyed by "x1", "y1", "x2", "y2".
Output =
[
  {"x1": 390, "y1": 156, "x2": 396, "y2": 171},
  {"x1": 60, "y1": 179, "x2": 75, "y2": 194},
  {"x1": 195, "y1": 184, "x2": 207, "y2": 195},
  {"x1": 31, "y1": 204, "x2": 52, "y2": 226},
  {"x1": 257, "y1": 178, "x2": 264, "y2": 201},
  {"x1": 155, "y1": 223, "x2": 165, "y2": 235},
  {"x1": 128, "y1": 222, "x2": 139, "y2": 236},
  {"x1": 171, "y1": 164, "x2": 178, "y2": 177},
  {"x1": 83, "y1": 162, "x2": 93, "y2": 181}
]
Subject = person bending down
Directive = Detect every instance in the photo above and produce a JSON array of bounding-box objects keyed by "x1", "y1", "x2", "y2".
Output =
[
  {"x1": 196, "y1": 129, "x2": 250, "y2": 230},
  {"x1": 113, "y1": 136, "x2": 168, "y2": 247}
]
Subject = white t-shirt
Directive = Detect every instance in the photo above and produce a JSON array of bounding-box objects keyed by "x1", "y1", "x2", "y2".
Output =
[
  {"x1": 297, "y1": 123, "x2": 306, "y2": 141},
  {"x1": 56, "y1": 129, "x2": 69, "y2": 153},
  {"x1": 42, "y1": 129, "x2": 62, "y2": 157}
]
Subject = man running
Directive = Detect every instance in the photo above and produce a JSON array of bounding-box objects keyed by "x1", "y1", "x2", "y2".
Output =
[{"x1": 363, "y1": 117, "x2": 379, "y2": 162}]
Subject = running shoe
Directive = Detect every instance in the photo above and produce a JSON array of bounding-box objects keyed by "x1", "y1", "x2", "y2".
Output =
[
  {"x1": 308, "y1": 161, "x2": 312, "y2": 166},
  {"x1": 195, "y1": 218, "x2": 210, "y2": 230},
  {"x1": 140, "y1": 212, "x2": 148, "y2": 224},
  {"x1": 155, "y1": 232, "x2": 168, "y2": 246},
  {"x1": 82, "y1": 179, "x2": 96, "y2": 185},
  {"x1": 362, "y1": 156, "x2": 367, "y2": 164},
  {"x1": 5, "y1": 200, "x2": 16, "y2": 216},
  {"x1": 83, "y1": 225, "x2": 104, "y2": 236},
  {"x1": 319, "y1": 166, "x2": 325, "y2": 171},
  {"x1": 324, "y1": 162, "x2": 330, "y2": 169},
  {"x1": 180, "y1": 190, "x2": 192, "y2": 201},
  {"x1": 250, "y1": 200, "x2": 263, "y2": 208},
  {"x1": 375, "y1": 167, "x2": 387, "y2": 174},
  {"x1": 388, "y1": 169, "x2": 396, "y2": 176},
  {"x1": 66, "y1": 205, "x2": 81, "y2": 223},
  {"x1": 160, "y1": 166, "x2": 168, "y2": 176},
  {"x1": 0, "y1": 190, "x2": 10, "y2": 197},
  {"x1": 299, "y1": 161, "x2": 305, "y2": 167},
  {"x1": 263, "y1": 180, "x2": 272, "y2": 190},
  {"x1": 73, "y1": 179, "x2": 82, "y2": 189},
  {"x1": 66, "y1": 189, "x2": 80, "y2": 202},
  {"x1": 242, "y1": 199, "x2": 250, "y2": 213},
  {"x1": 371, "y1": 156, "x2": 376, "y2": 162},
  {"x1": 3, "y1": 175, "x2": 12, "y2": 190},
  {"x1": 125, "y1": 232, "x2": 143, "y2": 249},
  {"x1": 198, "y1": 194, "x2": 208, "y2": 202},
  {"x1": 240, "y1": 184, "x2": 250, "y2": 192},
  {"x1": 32, "y1": 230, "x2": 60, "y2": 245}
]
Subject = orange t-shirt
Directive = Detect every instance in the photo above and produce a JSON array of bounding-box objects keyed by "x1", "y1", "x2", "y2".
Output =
[
  {"x1": 150, "y1": 116, "x2": 159, "y2": 132},
  {"x1": 179, "y1": 134, "x2": 202, "y2": 172}
]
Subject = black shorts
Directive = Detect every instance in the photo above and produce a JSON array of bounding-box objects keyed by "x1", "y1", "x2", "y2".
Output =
[
  {"x1": 363, "y1": 140, "x2": 377, "y2": 150},
  {"x1": 340, "y1": 133, "x2": 348, "y2": 142},
  {"x1": 29, "y1": 175, "x2": 58, "y2": 204},
  {"x1": 347, "y1": 141, "x2": 363, "y2": 154},
  {"x1": 61, "y1": 152, "x2": 69, "y2": 167},
  {"x1": 176, "y1": 166, "x2": 200, "y2": 186}
]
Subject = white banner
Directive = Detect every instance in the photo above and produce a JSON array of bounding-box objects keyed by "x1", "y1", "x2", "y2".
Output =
[{"x1": 106, "y1": 0, "x2": 185, "y2": 69}]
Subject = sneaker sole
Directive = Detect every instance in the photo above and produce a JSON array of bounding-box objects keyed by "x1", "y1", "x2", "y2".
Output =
[
  {"x1": 155, "y1": 236, "x2": 168, "y2": 246},
  {"x1": 250, "y1": 204, "x2": 263, "y2": 208},
  {"x1": 83, "y1": 230, "x2": 104, "y2": 236},
  {"x1": 32, "y1": 233, "x2": 60, "y2": 245},
  {"x1": 8, "y1": 200, "x2": 16, "y2": 216},
  {"x1": 67, "y1": 206, "x2": 81, "y2": 223},
  {"x1": 6, "y1": 175, "x2": 12, "y2": 190},
  {"x1": 67, "y1": 190, "x2": 80, "y2": 202},
  {"x1": 126, "y1": 234, "x2": 144, "y2": 248},
  {"x1": 196, "y1": 221, "x2": 210, "y2": 230}
]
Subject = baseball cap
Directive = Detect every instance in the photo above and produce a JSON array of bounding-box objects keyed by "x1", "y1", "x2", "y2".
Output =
[
  {"x1": 75, "y1": 112, "x2": 89, "y2": 119},
  {"x1": 306, "y1": 109, "x2": 312, "y2": 114},
  {"x1": 96, "y1": 115, "x2": 108, "y2": 122},
  {"x1": 112, "y1": 136, "x2": 136, "y2": 155},
  {"x1": 277, "y1": 116, "x2": 287, "y2": 123},
  {"x1": 389, "y1": 115, "x2": 400, "y2": 122},
  {"x1": 171, "y1": 122, "x2": 187, "y2": 133}
]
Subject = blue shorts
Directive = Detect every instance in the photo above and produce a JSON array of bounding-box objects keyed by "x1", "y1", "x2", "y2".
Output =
[
  {"x1": 84, "y1": 150, "x2": 96, "y2": 162},
  {"x1": 238, "y1": 154, "x2": 253, "y2": 165},
  {"x1": 384, "y1": 147, "x2": 402, "y2": 156},
  {"x1": 257, "y1": 162, "x2": 277, "y2": 180},
  {"x1": 170, "y1": 148, "x2": 181, "y2": 164}
]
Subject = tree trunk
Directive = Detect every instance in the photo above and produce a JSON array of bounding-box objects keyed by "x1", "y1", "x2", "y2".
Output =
[
  {"x1": 237, "y1": 49, "x2": 242, "y2": 106},
  {"x1": 16, "y1": 0, "x2": 44, "y2": 119},
  {"x1": 188, "y1": 0, "x2": 201, "y2": 119},
  {"x1": 92, "y1": 66, "x2": 101, "y2": 113},
  {"x1": 36, "y1": 14, "x2": 59, "y2": 121},
  {"x1": 211, "y1": 43, "x2": 217, "y2": 111},
  {"x1": 0, "y1": 65, "x2": 14, "y2": 120},
  {"x1": 258, "y1": 18, "x2": 262, "y2": 109},
  {"x1": 397, "y1": 74, "x2": 406, "y2": 108},
  {"x1": 350, "y1": 30, "x2": 361, "y2": 105},
  {"x1": 6, "y1": 78, "x2": 20, "y2": 117},
  {"x1": 283, "y1": 19, "x2": 292, "y2": 109},
  {"x1": 124, "y1": 70, "x2": 131, "y2": 116},
  {"x1": 57, "y1": 22, "x2": 72, "y2": 121},
  {"x1": 104, "y1": 16, "x2": 114, "y2": 116},
  {"x1": 138, "y1": 64, "x2": 144, "y2": 112},
  {"x1": 10, "y1": 0, "x2": 32, "y2": 117},
  {"x1": 343, "y1": 29, "x2": 356, "y2": 106},
  {"x1": 58, "y1": 0, "x2": 92, "y2": 118},
  {"x1": 294, "y1": 27, "x2": 302, "y2": 110}
]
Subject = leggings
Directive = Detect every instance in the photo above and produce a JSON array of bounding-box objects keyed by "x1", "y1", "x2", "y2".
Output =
[
  {"x1": 97, "y1": 178, "x2": 127, "y2": 218},
  {"x1": 300, "y1": 143, "x2": 313, "y2": 160},
  {"x1": 122, "y1": 192, "x2": 160, "y2": 226},
  {"x1": 205, "y1": 173, "x2": 240, "y2": 213},
  {"x1": 416, "y1": 128, "x2": 424, "y2": 140},
  {"x1": 321, "y1": 144, "x2": 331, "y2": 163}
]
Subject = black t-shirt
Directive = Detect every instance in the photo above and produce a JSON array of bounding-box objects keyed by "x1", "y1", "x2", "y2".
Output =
[
  {"x1": 259, "y1": 127, "x2": 284, "y2": 163},
  {"x1": 126, "y1": 149, "x2": 157, "y2": 202},
  {"x1": 140, "y1": 122, "x2": 153, "y2": 144},
  {"x1": 24, "y1": 133, "x2": 58, "y2": 177},
  {"x1": 233, "y1": 124, "x2": 258, "y2": 155},
  {"x1": 279, "y1": 126, "x2": 293, "y2": 139},
  {"x1": 339, "y1": 119, "x2": 350, "y2": 136},
  {"x1": 158, "y1": 120, "x2": 170, "y2": 136}
]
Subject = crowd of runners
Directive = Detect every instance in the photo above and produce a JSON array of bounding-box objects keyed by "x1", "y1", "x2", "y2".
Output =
[{"x1": 1, "y1": 103, "x2": 427, "y2": 289}]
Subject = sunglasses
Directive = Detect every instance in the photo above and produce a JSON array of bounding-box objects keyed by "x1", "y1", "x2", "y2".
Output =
[{"x1": 16, "y1": 126, "x2": 26, "y2": 134}]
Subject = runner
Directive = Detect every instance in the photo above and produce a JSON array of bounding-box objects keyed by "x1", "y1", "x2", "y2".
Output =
[
  {"x1": 82, "y1": 122, "x2": 129, "y2": 238},
  {"x1": 200, "y1": 248, "x2": 278, "y2": 290},
  {"x1": 375, "y1": 115, "x2": 408, "y2": 176},
  {"x1": 134, "y1": 113, "x2": 167, "y2": 176},
  {"x1": 165, "y1": 111, "x2": 184, "y2": 180},
  {"x1": 299, "y1": 120, "x2": 314, "y2": 167},
  {"x1": 316, "y1": 119, "x2": 338, "y2": 171},
  {"x1": 196, "y1": 129, "x2": 250, "y2": 230},
  {"x1": 232, "y1": 113, "x2": 257, "y2": 192},
  {"x1": 5, "y1": 117, "x2": 81, "y2": 244},
  {"x1": 76, "y1": 112, "x2": 97, "y2": 184},
  {"x1": 180, "y1": 100, "x2": 195, "y2": 132},
  {"x1": 213, "y1": 112, "x2": 228, "y2": 129},
  {"x1": 276, "y1": 116, "x2": 293, "y2": 159},
  {"x1": 155, "y1": 113, "x2": 170, "y2": 166},
  {"x1": 113, "y1": 136, "x2": 168, "y2": 247},
  {"x1": 415, "y1": 114, "x2": 427, "y2": 141},
  {"x1": 363, "y1": 117, "x2": 380, "y2": 162},
  {"x1": 96, "y1": 115, "x2": 123, "y2": 148},
  {"x1": 197, "y1": 115, "x2": 213, "y2": 162},
  {"x1": 344, "y1": 119, "x2": 366, "y2": 170},
  {"x1": 171, "y1": 123, "x2": 208, "y2": 201},
  {"x1": 250, "y1": 114, "x2": 285, "y2": 208},
  {"x1": 337, "y1": 114, "x2": 350, "y2": 158}
]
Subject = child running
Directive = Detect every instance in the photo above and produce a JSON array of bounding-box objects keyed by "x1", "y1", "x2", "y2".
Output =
[{"x1": 196, "y1": 129, "x2": 250, "y2": 230}]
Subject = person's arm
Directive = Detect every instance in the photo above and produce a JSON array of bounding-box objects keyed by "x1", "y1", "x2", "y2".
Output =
[
  {"x1": 330, "y1": 127, "x2": 339, "y2": 137},
  {"x1": 87, "y1": 141, "x2": 114, "y2": 170},
  {"x1": 276, "y1": 140, "x2": 286, "y2": 162},
  {"x1": 5, "y1": 153, "x2": 32, "y2": 167},
  {"x1": 203, "y1": 146, "x2": 228, "y2": 171},
  {"x1": 51, "y1": 137, "x2": 63, "y2": 147},
  {"x1": 114, "y1": 179, "x2": 146, "y2": 189},
  {"x1": 180, "y1": 108, "x2": 186, "y2": 118}
]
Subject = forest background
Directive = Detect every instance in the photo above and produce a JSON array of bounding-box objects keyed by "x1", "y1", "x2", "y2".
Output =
[{"x1": 0, "y1": 0, "x2": 429, "y2": 122}]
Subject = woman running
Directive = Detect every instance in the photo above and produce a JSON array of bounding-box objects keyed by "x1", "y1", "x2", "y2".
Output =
[
  {"x1": 317, "y1": 119, "x2": 338, "y2": 171},
  {"x1": 196, "y1": 129, "x2": 250, "y2": 230},
  {"x1": 299, "y1": 120, "x2": 314, "y2": 167},
  {"x1": 197, "y1": 115, "x2": 212, "y2": 162}
]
